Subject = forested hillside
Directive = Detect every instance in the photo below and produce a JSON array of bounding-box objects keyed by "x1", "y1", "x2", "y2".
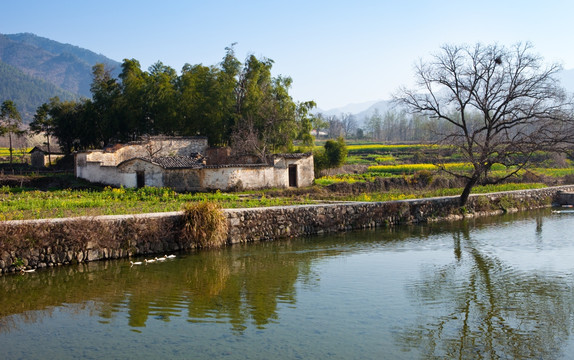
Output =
[
  {"x1": 0, "y1": 33, "x2": 120, "y2": 122},
  {"x1": 0, "y1": 61, "x2": 76, "y2": 120}
]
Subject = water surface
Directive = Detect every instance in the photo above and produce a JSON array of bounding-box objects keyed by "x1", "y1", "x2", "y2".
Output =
[{"x1": 1, "y1": 209, "x2": 573, "y2": 359}]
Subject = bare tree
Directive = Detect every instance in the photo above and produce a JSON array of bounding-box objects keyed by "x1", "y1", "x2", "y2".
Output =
[
  {"x1": 143, "y1": 136, "x2": 164, "y2": 159},
  {"x1": 230, "y1": 116, "x2": 270, "y2": 163},
  {"x1": 340, "y1": 113, "x2": 357, "y2": 138},
  {"x1": 327, "y1": 115, "x2": 343, "y2": 139},
  {"x1": 395, "y1": 42, "x2": 574, "y2": 206}
]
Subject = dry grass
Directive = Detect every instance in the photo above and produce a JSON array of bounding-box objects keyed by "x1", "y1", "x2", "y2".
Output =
[{"x1": 182, "y1": 201, "x2": 228, "y2": 248}]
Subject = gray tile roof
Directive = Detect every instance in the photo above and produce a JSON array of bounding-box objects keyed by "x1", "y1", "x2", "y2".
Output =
[{"x1": 150, "y1": 155, "x2": 205, "y2": 169}]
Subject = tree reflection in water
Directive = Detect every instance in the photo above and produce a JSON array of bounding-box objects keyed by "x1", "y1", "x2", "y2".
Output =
[
  {"x1": 398, "y1": 219, "x2": 574, "y2": 359},
  {"x1": 0, "y1": 240, "x2": 317, "y2": 334}
]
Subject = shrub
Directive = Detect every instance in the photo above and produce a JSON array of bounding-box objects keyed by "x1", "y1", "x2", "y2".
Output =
[
  {"x1": 313, "y1": 137, "x2": 348, "y2": 176},
  {"x1": 412, "y1": 170, "x2": 433, "y2": 187},
  {"x1": 181, "y1": 201, "x2": 228, "y2": 248},
  {"x1": 324, "y1": 137, "x2": 348, "y2": 168}
]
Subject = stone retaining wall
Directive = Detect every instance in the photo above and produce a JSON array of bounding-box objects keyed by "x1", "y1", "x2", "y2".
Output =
[{"x1": 1, "y1": 185, "x2": 573, "y2": 274}]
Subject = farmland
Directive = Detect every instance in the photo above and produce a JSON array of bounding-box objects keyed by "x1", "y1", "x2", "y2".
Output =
[{"x1": 0, "y1": 143, "x2": 573, "y2": 221}]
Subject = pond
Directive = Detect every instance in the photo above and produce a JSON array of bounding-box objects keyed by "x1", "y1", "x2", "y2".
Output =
[{"x1": 1, "y1": 209, "x2": 573, "y2": 359}]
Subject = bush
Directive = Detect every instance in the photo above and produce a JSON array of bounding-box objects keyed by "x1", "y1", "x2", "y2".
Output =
[
  {"x1": 314, "y1": 137, "x2": 348, "y2": 176},
  {"x1": 181, "y1": 201, "x2": 228, "y2": 248}
]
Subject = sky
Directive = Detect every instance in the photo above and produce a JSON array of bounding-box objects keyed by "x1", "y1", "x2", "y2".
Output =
[{"x1": 2, "y1": 0, "x2": 574, "y2": 111}]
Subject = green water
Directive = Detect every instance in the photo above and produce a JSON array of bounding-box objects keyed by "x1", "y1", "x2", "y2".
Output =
[{"x1": 1, "y1": 209, "x2": 574, "y2": 359}]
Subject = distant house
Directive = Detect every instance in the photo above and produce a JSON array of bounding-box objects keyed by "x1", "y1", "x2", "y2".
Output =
[
  {"x1": 75, "y1": 136, "x2": 314, "y2": 191},
  {"x1": 29, "y1": 146, "x2": 65, "y2": 168}
]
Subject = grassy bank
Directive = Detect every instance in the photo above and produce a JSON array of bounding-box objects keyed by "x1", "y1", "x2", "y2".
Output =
[{"x1": 0, "y1": 175, "x2": 551, "y2": 221}]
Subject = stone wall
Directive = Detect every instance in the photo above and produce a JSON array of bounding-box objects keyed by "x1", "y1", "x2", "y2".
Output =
[{"x1": 1, "y1": 185, "x2": 573, "y2": 274}]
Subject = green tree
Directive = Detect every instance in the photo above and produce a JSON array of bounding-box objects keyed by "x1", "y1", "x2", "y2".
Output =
[
  {"x1": 49, "y1": 98, "x2": 88, "y2": 153},
  {"x1": 396, "y1": 42, "x2": 574, "y2": 206},
  {"x1": 232, "y1": 55, "x2": 304, "y2": 160},
  {"x1": 324, "y1": 137, "x2": 347, "y2": 168},
  {"x1": 314, "y1": 137, "x2": 347, "y2": 175},
  {"x1": 178, "y1": 64, "x2": 223, "y2": 142},
  {"x1": 90, "y1": 63, "x2": 121, "y2": 146},
  {"x1": 295, "y1": 101, "x2": 317, "y2": 150},
  {"x1": 118, "y1": 59, "x2": 149, "y2": 140},
  {"x1": 0, "y1": 100, "x2": 25, "y2": 165},
  {"x1": 30, "y1": 101, "x2": 56, "y2": 165},
  {"x1": 146, "y1": 61, "x2": 178, "y2": 135},
  {"x1": 312, "y1": 113, "x2": 329, "y2": 137}
]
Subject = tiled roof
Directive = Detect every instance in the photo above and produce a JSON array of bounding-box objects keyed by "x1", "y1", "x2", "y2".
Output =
[
  {"x1": 151, "y1": 155, "x2": 205, "y2": 169},
  {"x1": 29, "y1": 145, "x2": 65, "y2": 154},
  {"x1": 274, "y1": 152, "x2": 312, "y2": 159}
]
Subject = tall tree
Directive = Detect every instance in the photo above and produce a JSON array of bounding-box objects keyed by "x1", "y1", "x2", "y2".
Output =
[
  {"x1": 340, "y1": 113, "x2": 357, "y2": 138},
  {"x1": 49, "y1": 98, "x2": 88, "y2": 154},
  {"x1": 118, "y1": 59, "x2": 149, "y2": 140},
  {"x1": 232, "y1": 55, "x2": 302, "y2": 160},
  {"x1": 396, "y1": 42, "x2": 574, "y2": 206},
  {"x1": 90, "y1": 63, "x2": 121, "y2": 146},
  {"x1": 0, "y1": 100, "x2": 24, "y2": 165},
  {"x1": 311, "y1": 113, "x2": 329, "y2": 137},
  {"x1": 30, "y1": 101, "x2": 55, "y2": 165},
  {"x1": 295, "y1": 100, "x2": 317, "y2": 149},
  {"x1": 365, "y1": 109, "x2": 383, "y2": 140},
  {"x1": 146, "y1": 61, "x2": 178, "y2": 135}
]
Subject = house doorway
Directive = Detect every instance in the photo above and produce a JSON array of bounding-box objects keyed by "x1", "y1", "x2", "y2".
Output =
[
  {"x1": 136, "y1": 171, "x2": 145, "y2": 188},
  {"x1": 288, "y1": 165, "x2": 298, "y2": 187}
]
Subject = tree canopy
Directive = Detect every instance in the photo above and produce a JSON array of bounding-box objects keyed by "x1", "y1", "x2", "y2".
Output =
[
  {"x1": 395, "y1": 42, "x2": 574, "y2": 205},
  {"x1": 36, "y1": 46, "x2": 316, "y2": 158},
  {"x1": 0, "y1": 100, "x2": 24, "y2": 164}
]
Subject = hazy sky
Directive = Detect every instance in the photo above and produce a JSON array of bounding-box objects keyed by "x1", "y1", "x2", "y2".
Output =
[{"x1": 2, "y1": 0, "x2": 573, "y2": 110}]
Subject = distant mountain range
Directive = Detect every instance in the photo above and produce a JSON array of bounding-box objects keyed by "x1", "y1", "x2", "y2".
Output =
[{"x1": 0, "y1": 32, "x2": 120, "y2": 122}]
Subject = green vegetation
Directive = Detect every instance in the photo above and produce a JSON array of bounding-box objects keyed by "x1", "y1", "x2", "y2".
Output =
[
  {"x1": 340, "y1": 183, "x2": 548, "y2": 202},
  {"x1": 28, "y1": 47, "x2": 316, "y2": 158},
  {"x1": 0, "y1": 140, "x2": 573, "y2": 221},
  {"x1": 368, "y1": 162, "x2": 508, "y2": 175},
  {"x1": 0, "y1": 184, "x2": 315, "y2": 221},
  {"x1": 0, "y1": 147, "x2": 32, "y2": 157},
  {"x1": 346, "y1": 144, "x2": 439, "y2": 152},
  {"x1": 314, "y1": 137, "x2": 348, "y2": 174}
]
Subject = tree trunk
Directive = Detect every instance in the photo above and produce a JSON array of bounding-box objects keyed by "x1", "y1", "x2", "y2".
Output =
[
  {"x1": 47, "y1": 135, "x2": 52, "y2": 167},
  {"x1": 459, "y1": 175, "x2": 479, "y2": 207},
  {"x1": 8, "y1": 132, "x2": 13, "y2": 166}
]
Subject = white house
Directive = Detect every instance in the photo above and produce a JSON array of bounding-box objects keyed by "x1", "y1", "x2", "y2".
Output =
[{"x1": 75, "y1": 136, "x2": 314, "y2": 191}]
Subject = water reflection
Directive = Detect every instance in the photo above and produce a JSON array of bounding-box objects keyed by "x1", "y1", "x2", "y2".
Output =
[
  {"x1": 399, "y1": 216, "x2": 574, "y2": 359},
  {"x1": 1, "y1": 209, "x2": 574, "y2": 359},
  {"x1": 0, "y1": 241, "x2": 320, "y2": 334}
]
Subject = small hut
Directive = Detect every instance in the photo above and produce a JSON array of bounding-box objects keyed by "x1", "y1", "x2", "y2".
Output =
[{"x1": 29, "y1": 146, "x2": 65, "y2": 168}]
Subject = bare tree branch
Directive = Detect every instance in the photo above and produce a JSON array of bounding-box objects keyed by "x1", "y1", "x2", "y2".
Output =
[{"x1": 394, "y1": 42, "x2": 574, "y2": 206}]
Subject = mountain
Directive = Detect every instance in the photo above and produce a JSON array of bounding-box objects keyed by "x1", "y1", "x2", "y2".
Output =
[
  {"x1": 317, "y1": 100, "x2": 381, "y2": 117},
  {"x1": 0, "y1": 61, "x2": 77, "y2": 121},
  {"x1": 0, "y1": 32, "x2": 120, "y2": 123},
  {"x1": 354, "y1": 100, "x2": 393, "y2": 124}
]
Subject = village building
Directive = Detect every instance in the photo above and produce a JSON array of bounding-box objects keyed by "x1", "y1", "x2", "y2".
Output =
[
  {"x1": 74, "y1": 136, "x2": 314, "y2": 191},
  {"x1": 29, "y1": 145, "x2": 66, "y2": 168}
]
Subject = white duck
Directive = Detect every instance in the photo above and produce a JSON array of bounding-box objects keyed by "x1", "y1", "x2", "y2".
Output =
[{"x1": 130, "y1": 260, "x2": 143, "y2": 266}]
